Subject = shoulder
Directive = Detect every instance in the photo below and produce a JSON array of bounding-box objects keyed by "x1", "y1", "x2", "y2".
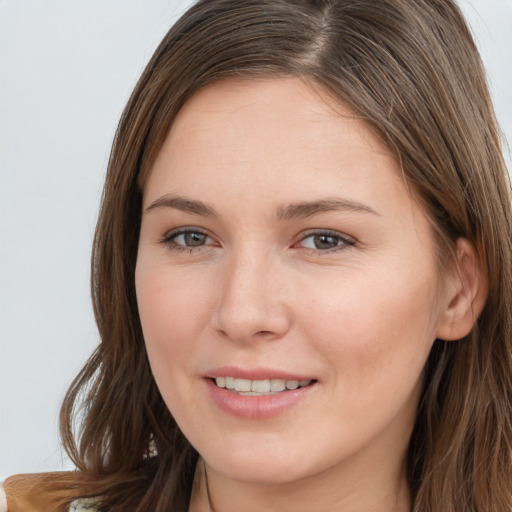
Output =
[{"x1": 2, "y1": 472, "x2": 99, "y2": 512}]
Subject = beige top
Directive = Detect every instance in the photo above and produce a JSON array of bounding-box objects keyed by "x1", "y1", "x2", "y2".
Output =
[
  {"x1": 68, "y1": 497, "x2": 99, "y2": 511},
  {"x1": 0, "y1": 484, "x2": 97, "y2": 512},
  {"x1": 0, "y1": 485, "x2": 8, "y2": 512},
  {"x1": 1, "y1": 473, "x2": 99, "y2": 512}
]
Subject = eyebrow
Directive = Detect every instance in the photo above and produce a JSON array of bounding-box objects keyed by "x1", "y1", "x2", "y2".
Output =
[
  {"x1": 276, "y1": 198, "x2": 379, "y2": 220},
  {"x1": 145, "y1": 194, "x2": 215, "y2": 216},
  {"x1": 145, "y1": 194, "x2": 378, "y2": 218}
]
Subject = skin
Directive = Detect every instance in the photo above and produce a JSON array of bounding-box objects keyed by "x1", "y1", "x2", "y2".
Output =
[{"x1": 135, "y1": 77, "x2": 478, "y2": 512}]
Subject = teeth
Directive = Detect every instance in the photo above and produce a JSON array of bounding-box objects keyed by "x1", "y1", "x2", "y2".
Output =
[
  {"x1": 215, "y1": 377, "x2": 312, "y2": 393},
  {"x1": 270, "y1": 379, "x2": 286, "y2": 391},
  {"x1": 251, "y1": 379, "x2": 271, "y2": 393},
  {"x1": 285, "y1": 380, "x2": 299, "y2": 390},
  {"x1": 234, "y1": 378, "x2": 251, "y2": 392}
]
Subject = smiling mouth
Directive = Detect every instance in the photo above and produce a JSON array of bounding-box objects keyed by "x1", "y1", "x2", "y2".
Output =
[{"x1": 212, "y1": 377, "x2": 314, "y2": 396}]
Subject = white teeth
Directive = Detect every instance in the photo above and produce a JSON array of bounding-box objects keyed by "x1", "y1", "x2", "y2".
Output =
[
  {"x1": 251, "y1": 379, "x2": 271, "y2": 393},
  {"x1": 234, "y1": 378, "x2": 251, "y2": 392},
  {"x1": 214, "y1": 377, "x2": 312, "y2": 394},
  {"x1": 270, "y1": 379, "x2": 286, "y2": 392}
]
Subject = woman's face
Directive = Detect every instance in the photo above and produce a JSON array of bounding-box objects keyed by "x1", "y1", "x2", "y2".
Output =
[{"x1": 136, "y1": 78, "x2": 454, "y2": 487}]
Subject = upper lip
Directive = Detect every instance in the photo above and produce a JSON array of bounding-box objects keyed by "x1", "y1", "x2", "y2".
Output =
[{"x1": 204, "y1": 366, "x2": 315, "y2": 381}]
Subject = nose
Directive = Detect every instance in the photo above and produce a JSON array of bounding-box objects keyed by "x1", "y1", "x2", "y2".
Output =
[{"x1": 212, "y1": 250, "x2": 292, "y2": 344}]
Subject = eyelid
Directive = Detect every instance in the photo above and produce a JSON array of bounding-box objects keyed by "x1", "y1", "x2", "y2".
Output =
[
  {"x1": 161, "y1": 226, "x2": 209, "y2": 240},
  {"x1": 294, "y1": 229, "x2": 356, "y2": 252},
  {"x1": 159, "y1": 226, "x2": 218, "y2": 250},
  {"x1": 158, "y1": 226, "x2": 355, "y2": 254}
]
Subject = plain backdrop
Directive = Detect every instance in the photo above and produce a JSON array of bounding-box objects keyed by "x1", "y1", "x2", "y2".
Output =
[{"x1": 0, "y1": 0, "x2": 511, "y2": 480}]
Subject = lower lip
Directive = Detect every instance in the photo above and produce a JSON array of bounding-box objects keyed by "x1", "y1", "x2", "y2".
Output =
[{"x1": 205, "y1": 379, "x2": 316, "y2": 420}]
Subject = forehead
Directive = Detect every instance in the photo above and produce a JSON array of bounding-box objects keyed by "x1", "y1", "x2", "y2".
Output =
[
  {"x1": 167, "y1": 77, "x2": 389, "y2": 159},
  {"x1": 144, "y1": 77, "x2": 406, "y2": 210}
]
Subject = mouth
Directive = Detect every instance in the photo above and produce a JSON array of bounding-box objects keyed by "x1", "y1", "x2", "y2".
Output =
[
  {"x1": 205, "y1": 371, "x2": 318, "y2": 419},
  {"x1": 211, "y1": 377, "x2": 315, "y2": 396}
]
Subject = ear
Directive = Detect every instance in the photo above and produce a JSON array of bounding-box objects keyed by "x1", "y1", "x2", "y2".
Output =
[{"x1": 436, "y1": 238, "x2": 488, "y2": 341}]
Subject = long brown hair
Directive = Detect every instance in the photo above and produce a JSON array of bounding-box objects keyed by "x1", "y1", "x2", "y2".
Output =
[{"x1": 55, "y1": 1, "x2": 512, "y2": 510}]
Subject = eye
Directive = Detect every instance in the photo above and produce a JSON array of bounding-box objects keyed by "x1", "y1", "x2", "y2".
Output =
[
  {"x1": 160, "y1": 228, "x2": 216, "y2": 251},
  {"x1": 296, "y1": 231, "x2": 354, "y2": 252}
]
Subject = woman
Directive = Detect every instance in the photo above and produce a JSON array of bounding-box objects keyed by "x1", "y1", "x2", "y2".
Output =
[{"x1": 3, "y1": 0, "x2": 511, "y2": 511}]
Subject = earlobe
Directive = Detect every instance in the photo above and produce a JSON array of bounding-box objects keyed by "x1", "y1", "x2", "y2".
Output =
[{"x1": 436, "y1": 238, "x2": 488, "y2": 341}]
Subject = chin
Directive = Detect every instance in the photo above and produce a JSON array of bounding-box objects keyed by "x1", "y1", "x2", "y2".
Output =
[
  {"x1": 216, "y1": 458, "x2": 308, "y2": 485},
  {"x1": 199, "y1": 436, "x2": 326, "y2": 485}
]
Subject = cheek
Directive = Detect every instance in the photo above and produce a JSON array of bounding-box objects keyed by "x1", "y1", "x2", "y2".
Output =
[
  {"x1": 136, "y1": 263, "x2": 190, "y2": 380},
  {"x1": 297, "y1": 267, "x2": 439, "y2": 395},
  {"x1": 136, "y1": 258, "x2": 213, "y2": 347},
  {"x1": 135, "y1": 257, "x2": 220, "y2": 416},
  {"x1": 135, "y1": 261, "x2": 206, "y2": 425}
]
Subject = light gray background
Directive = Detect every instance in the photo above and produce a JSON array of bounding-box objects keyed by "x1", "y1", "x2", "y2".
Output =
[{"x1": 1, "y1": 0, "x2": 511, "y2": 480}]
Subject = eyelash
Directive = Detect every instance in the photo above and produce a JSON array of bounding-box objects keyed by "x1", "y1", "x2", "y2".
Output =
[
  {"x1": 159, "y1": 228, "x2": 355, "y2": 255},
  {"x1": 295, "y1": 230, "x2": 355, "y2": 254},
  {"x1": 159, "y1": 228, "x2": 215, "y2": 253}
]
